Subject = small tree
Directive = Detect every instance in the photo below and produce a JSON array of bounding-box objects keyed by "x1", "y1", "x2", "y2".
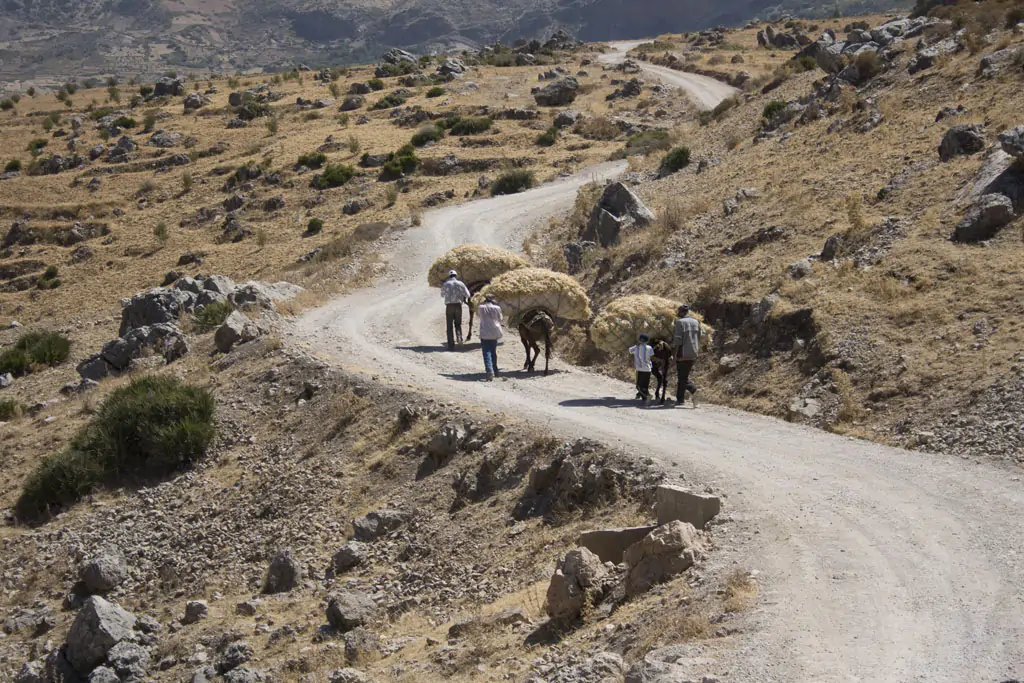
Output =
[{"x1": 307, "y1": 218, "x2": 324, "y2": 234}]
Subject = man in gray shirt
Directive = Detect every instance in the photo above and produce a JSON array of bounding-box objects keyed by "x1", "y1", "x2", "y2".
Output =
[{"x1": 672, "y1": 304, "x2": 703, "y2": 406}]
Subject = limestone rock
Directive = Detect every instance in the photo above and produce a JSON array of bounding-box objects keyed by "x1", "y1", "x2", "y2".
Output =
[
  {"x1": 261, "y1": 550, "x2": 302, "y2": 594},
  {"x1": 534, "y1": 77, "x2": 580, "y2": 107},
  {"x1": 939, "y1": 124, "x2": 986, "y2": 161},
  {"x1": 332, "y1": 542, "x2": 367, "y2": 573},
  {"x1": 79, "y1": 549, "x2": 128, "y2": 595},
  {"x1": 326, "y1": 591, "x2": 377, "y2": 632},
  {"x1": 623, "y1": 521, "x2": 704, "y2": 597},
  {"x1": 352, "y1": 509, "x2": 411, "y2": 541},
  {"x1": 215, "y1": 311, "x2": 260, "y2": 353},
  {"x1": 954, "y1": 193, "x2": 1014, "y2": 242},
  {"x1": 545, "y1": 547, "x2": 608, "y2": 620},
  {"x1": 65, "y1": 596, "x2": 137, "y2": 674}
]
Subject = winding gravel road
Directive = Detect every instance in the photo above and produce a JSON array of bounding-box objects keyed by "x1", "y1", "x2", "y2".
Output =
[
  {"x1": 291, "y1": 161, "x2": 1024, "y2": 681},
  {"x1": 597, "y1": 40, "x2": 739, "y2": 109}
]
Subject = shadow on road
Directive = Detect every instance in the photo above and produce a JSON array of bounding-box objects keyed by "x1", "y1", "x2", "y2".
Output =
[
  {"x1": 559, "y1": 396, "x2": 677, "y2": 409},
  {"x1": 397, "y1": 343, "x2": 481, "y2": 353},
  {"x1": 442, "y1": 369, "x2": 564, "y2": 382}
]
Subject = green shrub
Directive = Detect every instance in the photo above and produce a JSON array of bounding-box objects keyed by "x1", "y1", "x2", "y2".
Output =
[
  {"x1": 42, "y1": 265, "x2": 58, "y2": 280},
  {"x1": 491, "y1": 169, "x2": 536, "y2": 196},
  {"x1": 624, "y1": 129, "x2": 671, "y2": 155},
  {"x1": 794, "y1": 55, "x2": 819, "y2": 72},
  {"x1": 297, "y1": 151, "x2": 327, "y2": 169},
  {"x1": 660, "y1": 146, "x2": 692, "y2": 174},
  {"x1": 27, "y1": 138, "x2": 48, "y2": 155},
  {"x1": 266, "y1": 117, "x2": 279, "y2": 134},
  {"x1": 153, "y1": 222, "x2": 169, "y2": 243},
  {"x1": 0, "y1": 399, "x2": 21, "y2": 421},
  {"x1": 314, "y1": 163, "x2": 356, "y2": 189},
  {"x1": 536, "y1": 127, "x2": 558, "y2": 147},
  {"x1": 139, "y1": 84, "x2": 154, "y2": 97},
  {"x1": 42, "y1": 118, "x2": 54, "y2": 132},
  {"x1": 0, "y1": 331, "x2": 71, "y2": 375},
  {"x1": 375, "y1": 61, "x2": 417, "y2": 77},
  {"x1": 112, "y1": 115, "x2": 136, "y2": 128},
  {"x1": 193, "y1": 300, "x2": 235, "y2": 331},
  {"x1": 426, "y1": 86, "x2": 446, "y2": 98},
  {"x1": 435, "y1": 113, "x2": 462, "y2": 130},
  {"x1": 5, "y1": 159, "x2": 21, "y2": 172},
  {"x1": 1, "y1": 99, "x2": 14, "y2": 111},
  {"x1": 307, "y1": 217, "x2": 324, "y2": 234},
  {"x1": 762, "y1": 100, "x2": 788, "y2": 120},
  {"x1": 371, "y1": 93, "x2": 407, "y2": 110},
  {"x1": 378, "y1": 144, "x2": 419, "y2": 181},
  {"x1": 26, "y1": 87, "x2": 35, "y2": 97},
  {"x1": 411, "y1": 124, "x2": 443, "y2": 147},
  {"x1": 15, "y1": 376, "x2": 216, "y2": 521},
  {"x1": 385, "y1": 185, "x2": 399, "y2": 206},
  {"x1": 366, "y1": 78, "x2": 385, "y2": 91},
  {"x1": 449, "y1": 117, "x2": 493, "y2": 135}
]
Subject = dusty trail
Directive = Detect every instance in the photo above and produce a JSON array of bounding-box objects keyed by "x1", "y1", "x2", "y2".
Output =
[
  {"x1": 597, "y1": 40, "x2": 739, "y2": 109},
  {"x1": 291, "y1": 160, "x2": 1024, "y2": 681}
]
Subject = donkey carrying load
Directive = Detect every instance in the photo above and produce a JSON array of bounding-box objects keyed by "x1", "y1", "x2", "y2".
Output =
[
  {"x1": 591, "y1": 294, "x2": 713, "y2": 403},
  {"x1": 476, "y1": 268, "x2": 592, "y2": 375},
  {"x1": 427, "y1": 244, "x2": 529, "y2": 341}
]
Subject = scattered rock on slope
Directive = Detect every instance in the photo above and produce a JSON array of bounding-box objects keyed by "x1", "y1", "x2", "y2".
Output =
[
  {"x1": 79, "y1": 549, "x2": 128, "y2": 595},
  {"x1": 939, "y1": 124, "x2": 986, "y2": 161},
  {"x1": 534, "y1": 77, "x2": 579, "y2": 107},
  {"x1": 545, "y1": 547, "x2": 610, "y2": 620}
]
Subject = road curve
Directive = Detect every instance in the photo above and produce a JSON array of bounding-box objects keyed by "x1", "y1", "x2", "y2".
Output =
[
  {"x1": 598, "y1": 40, "x2": 739, "y2": 109},
  {"x1": 291, "y1": 163, "x2": 1024, "y2": 681}
]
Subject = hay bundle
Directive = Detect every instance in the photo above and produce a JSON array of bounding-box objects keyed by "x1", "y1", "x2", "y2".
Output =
[
  {"x1": 476, "y1": 268, "x2": 592, "y2": 321},
  {"x1": 427, "y1": 244, "x2": 529, "y2": 288},
  {"x1": 591, "y1": 295, "x2": 712, "y2": 353}
]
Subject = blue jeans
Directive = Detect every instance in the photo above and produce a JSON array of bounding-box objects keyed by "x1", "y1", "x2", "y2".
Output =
[{"x1": 481, "y1": 339, "x2": 498, "y2": 374}]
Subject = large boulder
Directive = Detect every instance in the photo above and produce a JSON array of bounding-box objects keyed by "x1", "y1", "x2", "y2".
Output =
[
  {"x1": 623, "y1": 521, "x2": 704, "y2": 597},
  {"x1": 545, "y1": 547, "x2": 609, "y2": 620},
  {"x1": 953, "y1": 193, "x2": 1015, "y2": 242},
  {"x1": 261, "y1": 550, "x2": 303, "y2": 594},
  {"x1": 534, "y1": 77, "x2": 580, "y2": 107},
  {"x1": 339, "y1": 95, "x2": 364, "y2": 111},
  {"x1": 79, "y1": 549, "x2": 128, "y2": 595},
  {"x1": 437, "y1": 57, "x2": 467, "y2": 78},
  {"x1": 154, "y1": 76, "x2": 184, "y2": 97},
  {"x1": 100, "y1": 323, "x2": 189, "y2": 370},
  {"x1": 332, "y1": 542, "x2": 367, "y2": 573},
  {"x1": 106, "y1": 640, "x2": 150, "y2": 679},
  {"x1": 939, "y1": 123, "x2": 986, "y2": 161},
  {"x1": 352, "y1": 509, "x2": 411, "y2": 541},
  {"x1": 998, "y1": 125, "x2": 1024, "y2": 159},
  {"x1": 326, "y1": 591, "x2": 377, "y2": 632},
  {"x1": 119, "y1": 288, "x2": 194, "y2": 336},
  {"x1": 425, "y1": 424, "x2": 465, "y2": 460},
  {"x1": 215, "y1": 311, "x2": 260, "y2": 353},
  {"x1": 582, "y1": 182, "x2": 655, "y2": 247},
  {"x1": 65, "y1": 596, "x2": 137, "y2": 675},
  {"x1": 183, "y1": 92, "x2": 207, "y2": 111}
]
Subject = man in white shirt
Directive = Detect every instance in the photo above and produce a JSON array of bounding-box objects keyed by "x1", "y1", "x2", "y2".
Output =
[
  {"x1": 440, "y1": 269, "x2": 471, "y2": 350},
  {"x1": 477, "y1": 293, "x2": 504, "y2": 381},
  {"x1": 629, "y1": 333, "x2": 654, "y2": 404}
]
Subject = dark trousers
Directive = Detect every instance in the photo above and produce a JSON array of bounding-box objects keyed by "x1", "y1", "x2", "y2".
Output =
[
  {"x1": 445, "y1": 303, "x2": 463, "y2": 349},
  {"x1": 636, "y1": 371, "x2": 652, "y2": 399},
  {"x1": 481, "y1": 339, "x2": 498, "y2": 374},
  {"x1": 676, "y1": 360, "x2": 696, "y2": 403}
]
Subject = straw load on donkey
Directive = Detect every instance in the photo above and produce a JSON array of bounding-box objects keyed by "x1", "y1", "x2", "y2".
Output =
[
  {"x1": 592, "y1": 295, "x2": 713, "y2": 402},
  {"x1": 427, "y1": 244, "x2": 529, "y2": 340},
  {"x1": 476, "y1": 268, "x2": 591, "y2": 375}
]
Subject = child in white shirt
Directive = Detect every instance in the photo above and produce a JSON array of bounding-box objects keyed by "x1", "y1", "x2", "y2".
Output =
[{"x1": 629, "y1": 333, "x2": 654, "y2": 404}]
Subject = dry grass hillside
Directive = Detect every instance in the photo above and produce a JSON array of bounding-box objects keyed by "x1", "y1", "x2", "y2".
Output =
[{"x1": 534, "y1": 4, "x2": 1024, "y2": 461}]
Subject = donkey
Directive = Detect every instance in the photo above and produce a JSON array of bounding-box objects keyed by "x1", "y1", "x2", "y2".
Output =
[
  {"x1": 518, "y1": 308, "x2": 554, "y2": 375},
  {"x1": 463, "y1": 281, "x2": 488, "y2": 342},
  {"x1": 651, "y1": 338, "x2": 674, "y2": 404}
]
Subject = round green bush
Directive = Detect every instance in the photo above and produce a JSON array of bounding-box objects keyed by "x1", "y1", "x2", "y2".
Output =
[
  {"x1": 307, "y1": 217, "x2": 324, "y2": 234},
  {"x1": 411, "y1": 124, "x2": 443, "y2": 147},
  {"x1": 491, "y1": 170, "x2": 536, "y2": 196},
  {"x1": 660, "y1": 146, "x2": 692, "y2": 175}
]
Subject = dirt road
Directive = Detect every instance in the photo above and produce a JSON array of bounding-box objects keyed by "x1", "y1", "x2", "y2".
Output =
[
  {"x1": 597, "y1": 40, "x2": 739, "y2": 109},
  {"x1": 292, "y1": 162, "x2": 1024, "y2": 681}
]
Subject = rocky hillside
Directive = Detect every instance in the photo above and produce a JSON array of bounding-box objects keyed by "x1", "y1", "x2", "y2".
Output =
[
  {"x1": 532, "y1": 4, "x2": 1024, "y2": 462},
  {"x1": 0, "y1": 0, "x2": 908, "y2": 81}
]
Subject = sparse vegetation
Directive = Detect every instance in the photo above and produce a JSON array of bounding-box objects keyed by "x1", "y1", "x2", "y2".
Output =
[
  {"x1": 4, "y1": 159, "x2": 21, "y2": 172},
  {"x1": 0, "y1": 331, "x2": 71, "y2": 376},
  {"x1": 306, "y1": 217, "x2": 324, "y2": 234},
  {"x1": 193, "y1": 299, "x2": 235, "y2": 331},
  {"x1": 366, "y1": 78, "x2": 385, "y2": 91},
  {"x1": 15, "y1": 376, "x2": 216, "y2": 521},
  {"x1": 27, "y1": 138, "x2": 48, "y2": 155},
  {"x1": 0, "y1": 99, "x2": 14, "y2": 111},
  {"x1": 266, "y1": 117, "x2": 279, "y2": 135},
  {"x1": 371, "y1": 93, "x2": 407, "y2": 110},
  {"x1": 181, "y1": 171, "x2": 193, "y2": 193},
  {"x1": 112, "y1": 115, "x2": 137, "y2": 128},
  {"x1": 385, "y1": 185, "x2": 400, "y2": 206},
  {"x1": 491, "y1": 169, "x2": 536, "y2": 196},
  {"x1": 624, "y1": 129, "x2": 672, "y2": 156},
  {"x1": 536, "y1": 127, "x2": 559, "y2": 147},
  {"x1": 762, "y1": 100, "x2": 788, "y2": 120},
  {"x1": 411, "y1": 124, "x2": 444, "y2": 147},
  {"x1": 347, "y1": 134, "x2": 360, "y2": 154},
  {"x1": 576, "y1": 116, "x2": 619, "y2": 141},
  {"x1": 660, "y1": 146, "x2": 692, "y2": 174},
  {"x1": 379, "y1": 144, "x2": 420, "y2": 181},
  {"x1": 449, "y1": 117, "x2": 493, "y2": 135},
  {"x1": 139, "y1": 84, "x2": 154, "y2": 98},
  {"x1": 314, "y1": 163, "x2": 356, "y2": 189},
  {"x1": 426, "y1": 86, "x2": 446, "y2": 98},
  {"x1": 0, "y1": 399, "x2": 21, "y2": 421},
  {"x1": 154, "y1": 222, "x2": 169, "y2": 243},
  {"x1": 297, "y1": 151, "x2": 327, "y2": 169}
]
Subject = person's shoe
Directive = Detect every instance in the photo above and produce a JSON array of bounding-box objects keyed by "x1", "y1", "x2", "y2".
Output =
[{"x1": 486, "y1": 371, "x2": 495, "y2": 381}]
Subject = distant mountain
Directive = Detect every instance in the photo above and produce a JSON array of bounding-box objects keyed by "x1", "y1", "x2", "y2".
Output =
[{"x1": 0, "y1": 0, "x2": 903, "y2": 81}]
